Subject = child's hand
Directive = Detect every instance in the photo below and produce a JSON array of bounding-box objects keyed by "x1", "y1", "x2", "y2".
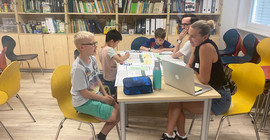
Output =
[
  {"x1": 125, "y1": 52, "x2": 130, "y2": 58},
  {"x1": 152, "y1": 49, "x2": 162, "y2": 53},
  {"x1": 103, "y1": 95, "x2": 115, "y2": 106}
]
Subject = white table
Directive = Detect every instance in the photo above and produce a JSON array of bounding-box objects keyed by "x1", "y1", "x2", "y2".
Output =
[{"x1": 117, "y1": 78, "x2": 221, "y2": 140}]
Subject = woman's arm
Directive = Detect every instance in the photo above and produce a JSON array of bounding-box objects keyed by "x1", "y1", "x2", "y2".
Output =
[{"x1": 186, "y1": 47, "x2": 195, "y2": 68}]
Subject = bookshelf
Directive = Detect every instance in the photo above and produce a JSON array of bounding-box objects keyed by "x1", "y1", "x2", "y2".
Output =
[{"x1": 0, "y1": 0, "x2": 223, "y2": 69}]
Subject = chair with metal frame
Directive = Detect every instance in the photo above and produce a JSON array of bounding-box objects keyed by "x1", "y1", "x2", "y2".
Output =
[
  {"x1": 253, "y1": 37, "x2": 270, "y2": 131},
  {"x1": 51, "y1": 65, "x2": 120, "y2": 140},
  {"x1": 215, "y1": 63, "x2": 265, "y2": 140},
  {"x1": 0, "y1": 61, "x2": 36, "y2": 140},
  {"x1": 219, "y1": 29, "x2": 242, "y2": 56},
  {"x1": 221, "y1": 34, "x2": 259, "y2": 65},
  {"x1": 131, "y1": 37, "x2": 148, "y2": 50},
  {"x1": 1, "y1": 35, "x2": 43, "y2": 83}
]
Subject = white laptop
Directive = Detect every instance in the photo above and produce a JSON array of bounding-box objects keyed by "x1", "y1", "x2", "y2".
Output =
[{"x1": 162, "y1": 59, "x2": 212, "y2": 96}]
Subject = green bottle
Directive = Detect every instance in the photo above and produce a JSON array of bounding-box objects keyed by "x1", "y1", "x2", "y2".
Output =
[{"x1": 153, "y1": 60, "x2": 161, "y2": 90}]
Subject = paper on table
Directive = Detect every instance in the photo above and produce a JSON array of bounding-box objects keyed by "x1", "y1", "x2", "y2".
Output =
[{"x1": 195, "y1": 86, "x2": 202, "y2": 92}]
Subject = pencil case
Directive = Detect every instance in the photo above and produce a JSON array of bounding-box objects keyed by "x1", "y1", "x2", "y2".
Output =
[{"x1": 123, "y1": 76, "x2": 153, "y2": 95}]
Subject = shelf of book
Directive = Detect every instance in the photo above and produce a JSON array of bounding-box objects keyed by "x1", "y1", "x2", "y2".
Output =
[{"x1": 0, "y1": 0, "x2": 224, "y2": 69}]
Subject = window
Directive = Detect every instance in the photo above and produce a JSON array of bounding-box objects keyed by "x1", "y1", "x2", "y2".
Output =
[
  {"x1": 250, "y1": 0, "x2": 270, "y2": 26},
  {"x1": 237, "y1": 0, "x2": 270, "y2": 37}
]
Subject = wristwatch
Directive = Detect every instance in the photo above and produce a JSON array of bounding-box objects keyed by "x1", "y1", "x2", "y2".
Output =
[
  {"x1": 148, "y1": 48, "x2": 151, "y2": 52},
  {"x1": 177, "y1": 39, "x2": 182, "y2": 44}
]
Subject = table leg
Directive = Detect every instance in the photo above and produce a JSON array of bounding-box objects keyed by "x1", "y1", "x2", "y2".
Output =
[
  {"x1": 201, "y1": 99, "x2": 212, "y2": 140},
  {"x1": 125, "y1": 104, "x2": 128, "y2": 127},
  {"x1": 120, "y1": 102, "x2": 126, "y2": 140}
]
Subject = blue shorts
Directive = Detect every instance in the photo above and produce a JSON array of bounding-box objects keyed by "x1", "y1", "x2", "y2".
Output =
[
  {"x1": 75, "y1": 100, "x2": 113, "y2": 121},
  {"x1": 211, "y1": 88, "x2": 231, "y2": 116}
]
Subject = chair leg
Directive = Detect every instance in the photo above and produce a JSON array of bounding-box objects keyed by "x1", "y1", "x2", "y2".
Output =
[
  {"x1": 26, "y1": 60, "x2": 35, "y2": 83},
  {"x1": 16, "y1": 94, "x2": 36, "y2": 122},
  {"x1": 249, "y1": 113, "x2": 260, "y2": 140},
  {"x1": 6, "y1": 102, "x2": 13, "y2": 110},
  {"x1": 215, "y1": 116, "x2": 227, "y2": 140},
  {"x1": 188, "y1": 114, "x2": 196, "y2": 135},
  {"x1": 0, "y1": 121, "x2": 14, "y2": 140},
  {"x1": 226, "y1": 117, "x2": 231, "y2": 126},
  {"x1": 116, "y1": 123, "x2": 121, "y2": 140},
  {"x1": 259, "y1": 91, "x2": 270, "y2": 131},
  {"x1": 254, "y1": 94, "x2": 262, "y2": 121},
  {"x1": 55, "y1": 118, "x2": 66, "y2": 140},
  {"x1": 36, "y1": 57, "x2": 44, "y2": 75},
  {"x1": 87, "y1": 123, "x2": 97, "y2": 140},
  {"x1": 78, "y1": 122, "x2": 82, "y2": 130}
]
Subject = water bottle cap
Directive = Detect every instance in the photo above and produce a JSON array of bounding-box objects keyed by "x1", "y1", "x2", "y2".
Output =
[{"x1": 155, "y1": 60, "x2": 160, "y2": 67}]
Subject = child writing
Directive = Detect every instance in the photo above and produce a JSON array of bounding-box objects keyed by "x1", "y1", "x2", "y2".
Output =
[
  {"x1": 99, "y1": 30, "x2": 130, "y2": 95},
  {"x1": 140, "y1": 28, "x2": 175, "y2": 53},
  {"x1": 71, "y1": 31, "x2": 120, "y2": 140}
]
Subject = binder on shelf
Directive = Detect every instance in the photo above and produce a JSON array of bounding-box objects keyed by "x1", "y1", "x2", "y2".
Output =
[
  {"x1": 150, "y1": 18, "x2": 155, "y2": 35},
  {"x1": 214, "y1": 0, "x2": 219, "y2": 13},
  {"x1": 206, "y1": 0, "x2": 212, "y2": 13},
  {"x1": 141, "y1": 19, "x2": 146, "y2": 34},
  {"x1": 145, "y1": 18, "x2": 150, "y2": 35},
  {"x1": 202, "y1": 0, "x2": 208, "y2": 13}
]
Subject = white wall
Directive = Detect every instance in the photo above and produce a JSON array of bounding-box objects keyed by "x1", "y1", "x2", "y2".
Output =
[
  {"x1": 219, "y1": 0, "x2": 267, "y2": 49},
  {"x1": 219, "y1": 0, "x2": 240, "y2": 49}
]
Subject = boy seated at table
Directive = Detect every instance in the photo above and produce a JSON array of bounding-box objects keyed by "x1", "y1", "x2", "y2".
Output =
[
  {"x1": 71, "y1": 31, "x2": 119, "y2": 140},
  {"x1": 140, "y1": 28, "x2": 175, "y2": 53},
  {"x1": 99, "y1": 30, "x2": 130, "y2": 95}
]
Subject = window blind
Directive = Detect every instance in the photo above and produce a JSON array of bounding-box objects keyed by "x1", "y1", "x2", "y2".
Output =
[{"x1": 251, "y1": 0, "x2": 270, "y2": 26}]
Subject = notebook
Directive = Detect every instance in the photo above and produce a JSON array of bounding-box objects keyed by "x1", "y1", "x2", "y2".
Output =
[{"x1": 162, "y1": 59, "x2": 212, "y2": 96}]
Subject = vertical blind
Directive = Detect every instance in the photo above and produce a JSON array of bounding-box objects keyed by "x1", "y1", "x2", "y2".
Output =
[{"x1": 251, "y1": 0, "x2": 270, "y2": 26}]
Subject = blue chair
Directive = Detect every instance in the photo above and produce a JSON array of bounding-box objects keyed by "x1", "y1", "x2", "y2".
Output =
[
  {"x1": 221, "y1": 34, "x2": 259, "y2": 65},
  {"x1": 219, "y1": 29, "x2": 242, "y2": 56},
  {"x1": 74, "y1": 49, "x2": 80, "y2": 59},
  {"x1": 131, "y1": 37, "x2": 148, "y2": 50}
]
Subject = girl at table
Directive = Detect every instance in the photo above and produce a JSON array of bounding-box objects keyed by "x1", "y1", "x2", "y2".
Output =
[{"x1": 161, "y1": 20, "x2": 231, "y2": 140}]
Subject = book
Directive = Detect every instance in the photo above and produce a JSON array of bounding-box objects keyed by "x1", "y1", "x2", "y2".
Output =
[{"x1": 130, "y1": 2, "x2": 137, "y2": 13}]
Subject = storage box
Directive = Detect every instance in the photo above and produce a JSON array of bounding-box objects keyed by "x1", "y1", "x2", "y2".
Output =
[{"x1": 2, "y1": 18, "x2": 16, "y2": 25}]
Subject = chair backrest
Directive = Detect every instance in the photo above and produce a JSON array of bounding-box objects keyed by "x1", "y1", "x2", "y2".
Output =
[
  {"x1": 230, "y1": 63, "x2": 265, "y2": 112},
  {"x1": 0, "y1": 61, "x2": 20, "y2": 99},
  {"x1": 233, "y1": 34, "x2": 242, "y2": 56},
  {"x1": 51, "y1": 65, "x2": 74, "y2": 117},
  {"x1": 74, "y1": 49, "x2": 80, "y2": 60},
  {"x1": 51, "y1": 65, "x2": 100, "y2": 122},
  {"x1": 131, "y1": 37, "x2": 148, "y2": 50},
  {"x1": 241, "y1": 34, "x2": 259, "y2": 62},
  {"x1": 0, "y1": 47, "x2": 7, "y2": 72},
  {"x1": 257, "y1": 38, "x2": 270, "y2": 66},
  {"x1": 1, "y1": 36, "x2": 16, "y2": 60},
  {"x1": 223, "y1": 29, "x2": 240, "y2": 55}
]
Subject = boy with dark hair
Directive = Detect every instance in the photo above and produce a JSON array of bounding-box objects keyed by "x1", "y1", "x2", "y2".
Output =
[
  {"x1": 71, "y1": 31, "x2": 119, "y2": 140},
  {"x1": 140, "y1": 28, "x2": 175, "y2": 53},
  {"x1": 99, "y1": 30, "x2": 130, "y2": 95}
]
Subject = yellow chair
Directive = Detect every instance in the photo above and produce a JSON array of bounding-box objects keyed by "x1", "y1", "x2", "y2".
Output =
[
  {"x1": 215, "y1": 63, "x2": 265, "y2": 140},
  {"x1": 51, "y1": 65, "x2": 120, "y2": 140},
  {"x1": 255, "y1": 38, "x2": 270, "y2": 131},
  {"x1": 0, "y1": 90, "x2": 13, "y2": 140},
  {"x1": 0, "y1": 61, "x2": 36, "y2": 139},
  {"x1": 257, "y1": 38, "x2": 270, "y2": 66}
]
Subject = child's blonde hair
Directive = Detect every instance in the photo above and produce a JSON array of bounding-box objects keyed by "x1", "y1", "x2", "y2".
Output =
[{"x1": 74, "y1": 31, "x2": 94, "y2": 48}]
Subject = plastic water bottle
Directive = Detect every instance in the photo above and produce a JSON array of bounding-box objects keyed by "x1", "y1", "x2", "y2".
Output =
[{"x1": 153, "y1": 60, "x2": 161, "y2": 90}]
